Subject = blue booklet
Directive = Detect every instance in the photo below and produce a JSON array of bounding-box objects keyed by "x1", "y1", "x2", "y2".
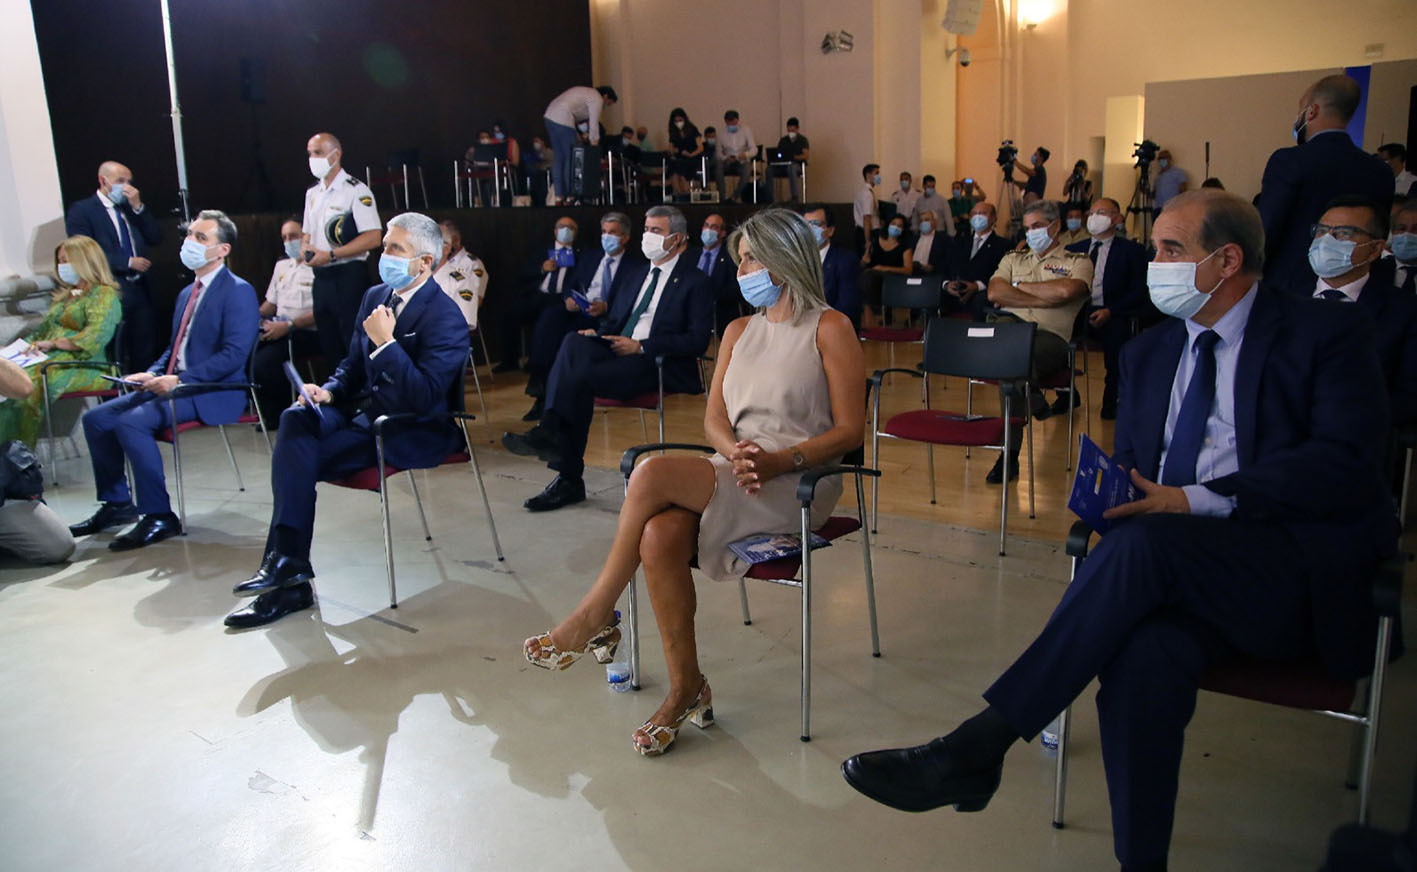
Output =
[
  {"x1": 570, "y1": 290, "x2": 592, "y2": 314},
  {"x1": 1067, "y1": 434, "x2": 1138, "y2": 533},
  {"x1": 549, "y1": 247, "x2": 576, "y2": 269},
  {"x1": 728, "y1": 532, "x2": 832, "y2": 565}
]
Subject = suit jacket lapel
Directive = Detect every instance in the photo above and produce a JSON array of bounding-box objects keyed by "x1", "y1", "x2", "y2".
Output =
[
  {"x1": 1137, "y1": 322, "x2": 1185, "y2": 477},
  {"x1": 1234, "y1": 289, "x2": 1281, "y2": 468},
  {"x1": 397, "y1": 279, "x2": 435, "y2": 333}
]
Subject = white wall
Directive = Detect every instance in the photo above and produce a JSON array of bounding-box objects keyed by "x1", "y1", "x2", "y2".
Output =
[{"x1": 0, "y1": 0, "x2": 64, "y2": 277}]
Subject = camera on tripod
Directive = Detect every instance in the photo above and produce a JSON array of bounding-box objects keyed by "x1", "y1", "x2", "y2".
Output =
[
  {"x1": 1132, "y1": 139, "x2": 1159, "y2": 170},
  {"x1": 997, "y1": 140, "x2": 1018, "y2": 181}
]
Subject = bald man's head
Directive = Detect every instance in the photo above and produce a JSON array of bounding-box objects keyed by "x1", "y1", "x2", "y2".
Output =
[
  {"x1": 307, "y1": 133, "x2": 342, "y2": 180},
  {"x1": 98, "y1": 161, "x2": 131, "y2": 185}
]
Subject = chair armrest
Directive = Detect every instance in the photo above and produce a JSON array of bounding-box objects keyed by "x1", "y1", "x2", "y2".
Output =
[
  {"x1": 1372, "y1": 553, "x2": 1410, "y2": 618},
  {"x1": 170, "y1": 381, "x2": 256, "y2": 397},
  {"x1": 39, "y1": 359, "x2": 119, "y2": 376},
  {"x1": 868, "y1": 367, "x2": 925, "y2": 388},
  {"x1": 619, "y1": 443, "x2": 714, "y2": 478},
  {"x1": 372, "y1": 410, "x2": 478, "y2": 436},
  {"x1": 1066, "y1": 520, "x2": 1094, "y2": 559},
  {"x1": 796, "y1": 465, "x2": 881, "y2": 507}
]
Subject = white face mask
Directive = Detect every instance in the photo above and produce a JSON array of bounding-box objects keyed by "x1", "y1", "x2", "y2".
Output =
[
  {"x1": 309, "y1": 154, "x2": 334, "y2": 180},
  {"x1": 1086, "y1": 213, "x2": 1114, "y2": 236},
  {"x1": 641, "y1": 231, "x2": 670, "y2": 261},
  {"x1": 1146, "y1": 247, "x2": 1225, "y2": 320}
]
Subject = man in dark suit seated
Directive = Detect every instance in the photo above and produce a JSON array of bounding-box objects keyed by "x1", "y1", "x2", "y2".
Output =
[
  {"x1": 68, "y1": 210, "x2": 258, "y2": 550},
  {"x1": 692, "y1": 212, "x2": 739, "y2": 335},
  {"x1": 502, "y1": 205, "x2": 712, "y2": 511},
  {"x1": 841, "y1": 191, "x2": 1396, "y2": 871},
  {"x1": 64, "y1": 160, "x2": 163, "y2": 373},
  {"x1": 944, "y1": 201, "x2": 1011, "y2": 320},
  {"x1": 494, "y1": 216, "x2": 580, "y2": 373},
  {"x1": 522, "y1": 211, "x2": 642, "y2": 421},
  {"x1": 1385, "y1": 200, "x2": 1417, "y2": 297},
  {"x1": 1259, "y1": 74, "x2": 1394, "y2": 291},
  {"x1": 1065, "y1": 197, "x2": 1149, "y2": 419},
  {"x1": 801, "y1": 203, "x2": 861, "y2": 330},
  {"x1": 224, "y1": 213, "x2": 470, "y2": 629}
]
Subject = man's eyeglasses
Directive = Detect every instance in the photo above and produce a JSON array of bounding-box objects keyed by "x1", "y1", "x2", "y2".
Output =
[{"x1": 1311, "y1": 223, "x2": 1377, "y2": 242}]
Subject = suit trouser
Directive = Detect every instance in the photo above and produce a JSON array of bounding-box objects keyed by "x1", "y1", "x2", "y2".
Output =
[
  {"x1": 266, "y1": 405, "x2": 378, "y2": 561},
  {"x1": 117, "y1": 278, "x2": 156, "y2": 373},
  {"x1": 252, "y1": 330, "x2": 323, "y2": 430},
  {"x1": 311, "y1": 261, "x2": 369, "y2": 370},
  {"x1": 528, "y1": 305, "x2": 595, "y2": 385},
  {"x1": 82, "y1": 391, "x2": 199, "y2": 515},
  {"x1": 545, "y1": 119, "x2": 578, "y2": 199},
  {"x1": 500, "y1": 292, "x2": 563, "y2": 367},
  {"x1": 542, "y1": 333, "x2": 660, "y2": 481},
  {"x1": 982, "y1": 514, "x2": 1337, "y2": 867},
  {"x1": 1079, "y1": 303, "x2": 1129, "y2": 406}
]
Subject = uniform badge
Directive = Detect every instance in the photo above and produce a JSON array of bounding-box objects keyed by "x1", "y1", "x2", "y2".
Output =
[{"x1": 359, "y1": 196, "x2": 373, "y2": 206}]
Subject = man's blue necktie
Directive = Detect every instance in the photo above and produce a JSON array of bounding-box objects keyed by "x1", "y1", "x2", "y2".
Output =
[
  {"x1": 116, "y1": 210, "x2": 134, "y2": 260},
  {"x1": 699, "y1": 248, "x2": 714, "y2": 275},
  {"x1": 1160, "y1": 329, "x2": 1220, "y2": 487},
  {"x1": 600, "y1": 257, "x2": 613, "y2": 298}
]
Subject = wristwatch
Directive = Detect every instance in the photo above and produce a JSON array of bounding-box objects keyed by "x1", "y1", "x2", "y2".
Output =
[{"x1": 791, "y1": 446, "x2": 807, "y2": 469}]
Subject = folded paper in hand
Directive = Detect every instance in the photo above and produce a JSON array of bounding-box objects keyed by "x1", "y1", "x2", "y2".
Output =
[
  {"x1": 1, "y1": 339, "x2": 46, "y2": 368},
  {"x1": 727, "y1": 531, "x2": 832, "y2": 565},
  {"x1": 283, "y1": 361, "x2": 324, "y2": 419},
  {"x1": 1067, "y1": 433, "x2": 1138, "y2": 534}
]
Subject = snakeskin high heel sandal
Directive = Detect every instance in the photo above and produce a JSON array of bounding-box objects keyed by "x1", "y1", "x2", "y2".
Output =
[
  {"x1": 633, "y1": 676, "x2": 714, "y2": 757},
  {"x1": 524, "y1": 615, "x2": 621, "y2": 671}
]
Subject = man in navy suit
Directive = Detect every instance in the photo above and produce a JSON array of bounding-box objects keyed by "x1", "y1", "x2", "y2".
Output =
[
  {"x1": 495, "y1": 216, "x2": 582, "y2": 373},
  {"x1": 68, "y1": 210, "x2": 258, "y2": 551},
  {"x1": 1259, "y1": 74, "x2": 1394, "y2": 291},
  {"x1": 225, "y1": 213, "x2": 470, "y2": 629},
  {"x1": 693, "y1": 212, "x2": 740, "y2": 335},
  {"x1": 1065, "y1": 197, "x2": 1148, "y2": 418},
  {"x1": 801, "y1": 204, "x2": 861, "y2": 330},
  {"x1": 64, "y1": 160, "x2": 163, "y2": 373},
  {"x1": 944, "y1": 202, "x2": 1011, "y2": 320},
  {"x1": 522, "y1": 212, "x2": 643, "y2": 421},
  {"x1": 842, "y1": 191, "x2": 1395, "y2": 870},
  {"x1": 503, "y1": 205, "x2": 713, "y2": 511}
]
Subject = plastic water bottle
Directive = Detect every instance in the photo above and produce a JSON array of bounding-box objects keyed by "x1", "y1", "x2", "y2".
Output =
[
  {"x1": 1040, "y1": 715, "x2": 1061, "y2": 753},
  {"x1": 605, "y1": 610, "x2": 631, "y2": 692}
]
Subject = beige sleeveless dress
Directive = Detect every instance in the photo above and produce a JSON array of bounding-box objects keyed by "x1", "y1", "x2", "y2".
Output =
[{"x1": 696, "y1": 307, "x2": 844, "y2": 580}]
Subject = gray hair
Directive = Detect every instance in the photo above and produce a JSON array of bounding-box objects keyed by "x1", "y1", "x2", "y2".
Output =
[
  {"x1": 727, "y1": 208, "x2": 827, "y2": 325},
  {"x1": 1165, "y1": 189, "x2": 1266, "y2": 276},
  {"x1": 645, "y1": 204, "x2": 688, "y2": 239},
  {"x1": 601, "y1": 211, "x2": 631, "y2": 234},
  {"x1": 1021, "y1": 199, "x2": 1058, "y2": 224},
  {"x1": 195, "y1": 209, "x2": 237, "y2": 246},
  {"x1": 387, "y1": 212, "x2": 442, "y2": 261}
]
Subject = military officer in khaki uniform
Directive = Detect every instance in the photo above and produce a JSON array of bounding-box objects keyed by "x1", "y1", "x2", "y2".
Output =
[{"x1": 301, "y1": 132, "x2": 383, "y2": 367}]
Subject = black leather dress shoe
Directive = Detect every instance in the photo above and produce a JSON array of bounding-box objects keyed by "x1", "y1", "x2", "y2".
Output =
[
  {"x1": 524, "y1": 475, "x2": 585, "y2": 512},
  {"x1": 841, "y1": 737, "x2": 1003, "y2": 813},
  {"x1": 69, "y1": 502, "x2": 139, "y2": 536},
  {"x1": 1100, "y1": 400, "x2": 1117, "y2": 421},
  {"x1": 501, "y1": 427, "x2": 562, "y2": 464},
  {"x1": 223, "y1": 582, "x2": 315, "y2": 629},
  {"x1": 233, "y1": 554, "x2": 315, "y2": 597},
  {"x1": 108, "y1": 513, "x2": 183, "y2": 551},
  {"x1": 521, "y1": 398, "x2": 545, "y2": 422},
  {"x1": 985, "y1": 455, "x2": 1019, "y2": 485},
  {"x1": 1048, "y1": 392, "x2": 1075, "y2": 416}
]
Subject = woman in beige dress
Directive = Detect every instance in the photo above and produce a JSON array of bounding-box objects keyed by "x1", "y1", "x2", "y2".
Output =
[{"x1": 523, "y1": 209, "x2": 865, "y2": 755}]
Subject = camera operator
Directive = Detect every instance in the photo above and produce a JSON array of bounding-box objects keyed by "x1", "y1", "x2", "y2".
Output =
[
  {"x1": 1012, "y1": 146, "x2": 1050, "y2": 200},
  {"x1": 1063, "y1": 159, "x2": 1093, "y2": 211},
  {"x1": 1153, "y1": 148, "x2": 1189, "y2": 210}
]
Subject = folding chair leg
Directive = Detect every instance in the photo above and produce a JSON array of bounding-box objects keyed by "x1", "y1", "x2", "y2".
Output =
[
  {"x1": 637, "y1": 410, "x2": 648, "y2": 442},
  {"x1": 466, "y1": 442, "x2": 504, "y2": 560},
  {"x1": 1026, "y1": 393, "x2": 1036, "y2": 519},
  {"x1": 627, "y1": 571, "x2": 642, "y2": 691},
  {"x1": 409, "y1": 470, "x2": 432, "y2": 540},
  {"x1": 998, "y1": 397, "x2": 1011, "y2": 556},
  {"x1": 467, "y1": 350, "x2": 488, "y2": 421},
  {"x1": 799, "y1": 504, "x2": 813, "y2": 742},
  {"x1": 1356, "y1": 614, "x2": 1393, "y2": 824},
  {"x1": 376, "y1": 441, "x2": 397, "y2": 608},
  {"x1": 251, "y1": 387, "x2": 272, "y2": 453},
  {"x1": 656, "y1": 407, "x2": 665, "y2": 444},
  {"x1": 858, "y1": 473, "x2": 880, "y2": 656},
  {"x1": 1401, "y1": 447, "x2": 1413, "y2": 528},
  {"x1": 218, "y1": 426, "x2": 244, "y2": 491},
  {"x1": 737, "y1": 576, "x2": 753, "y2": 624},
  {"x1": 964, "y1": 379, "x2": 974, "y2": 460},
  {"x1": 926, "y1": 444, "x2": 936, "y2": 504},
  {"x1": 478, "y1": 329, "x2": 494, "y2": 384},
  {"x1": 1052, "y1": 704, "x2": 1071, "y2": 828},
  {"x1": 42, "y1": 372, "x2": 58, "y2": 486}
]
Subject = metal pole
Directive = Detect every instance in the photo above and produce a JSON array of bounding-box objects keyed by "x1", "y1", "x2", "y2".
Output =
[{"x1": 158, "y1": 0, "x2": 191, "y2": 222}]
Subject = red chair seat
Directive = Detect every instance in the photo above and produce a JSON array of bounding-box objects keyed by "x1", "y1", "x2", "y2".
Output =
[
  {"x1": 157, "y1": 420, "x2": 207, "y2": 443},
  {"x1": 745, "y1": 515, "x2": 863, "y2": 580},
  {"x1": 327, "y1": 452, "x2": 471, "y2": 492},
  {"x1": 595, "y1": 392, "x2": 658, "y2": 410},
  {"x1": 882, "y1": 409, "x2": 1022, "y2": 446},
  {"x1": 1200, "y1": 658, "x2": 1357, "y2": 712},
  {"x1": 860, "y1": 326, "x2": 924, "y2": 343},
  {"x1": 58, "y1": 389, "x2": 119, "y2": 401}
]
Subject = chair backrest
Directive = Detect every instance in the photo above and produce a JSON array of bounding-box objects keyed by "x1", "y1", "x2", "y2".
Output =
[
  {"x1": 470, "y1": 142, "x2": 508, "y2": 164},
  {"x1": 388, "y1": 147, "x2": 421, "y2": 168},
  {"x1": 881, "y1": 275, "x2": 943, "y2": 310},
  {"x1": 920, "y1": 316, "x2": 1035, "y2": 381}
]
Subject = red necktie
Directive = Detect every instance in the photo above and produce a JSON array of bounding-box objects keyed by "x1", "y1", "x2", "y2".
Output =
[{"x1": 166, "y1": 279, "x2": 204, "y2": 375}]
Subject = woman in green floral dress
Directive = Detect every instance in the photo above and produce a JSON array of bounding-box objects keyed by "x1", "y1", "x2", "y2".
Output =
[{"x1": 0, "y1": 235, "x2": 122, "y2": 446}]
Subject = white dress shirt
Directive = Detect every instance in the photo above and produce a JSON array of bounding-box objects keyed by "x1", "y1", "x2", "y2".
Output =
[
  {"x1": 1312, "y1": 272, "x2": 1369, "y2": 303},
  {"x1": 892, "y1": 188, "x2": 921, "y2": 223},
  {"x1": 433, "y1": 249, "x2": 489, "y2": 328},
  {"x1": 1396, "y1": 168, "x2": 1416, "y2": 196},
  {"x1": 913, "y1": 231, "x2": 935, "y2": 267},
  {"x1": 265, "y1": 257, "x2": 315, "y2": 321},
  {"x1": 96, "y1": 191, "x2": 142, "y2": 253},
  {"x1": 853, "y1": 184, "x2": 877, "y2": 229},
  {"x1": 1088, "y1": 236, "x2": 1114, "y2": 306},
  {"x1": 628, "y1": 252, "x2": 682, "y2": 342},
  {"x1": 587, "y1": 251, "x2": 624, "y2": 302},
  {"x1": 302, "y1": 169, "x2": 380, "y2": 263},
  {"x1": 718, "y1": 125, "x2": 757, "y2": 162},
  {"x1": 540, "y1": 243, "x2": 574, "y2": 294},
  {"x1": 1158, "y1": 283, "x2": 1259, "y2": 517},
  {"x1": 175, "y1": 265, "x2": 224, "y2": 372}
]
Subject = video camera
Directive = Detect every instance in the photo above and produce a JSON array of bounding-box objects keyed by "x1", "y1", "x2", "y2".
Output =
[
  {"x1": 997, "y1": 140, "x2": 1018, "y2": 181},
  {"x1": 1132, "y1": 139, "x2": 1159, "y2": 169}
]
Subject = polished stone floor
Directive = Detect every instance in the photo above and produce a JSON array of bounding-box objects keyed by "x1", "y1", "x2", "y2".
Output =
[{"x1": 2, "y1": 416, "x2": 1414, "y2": 871}]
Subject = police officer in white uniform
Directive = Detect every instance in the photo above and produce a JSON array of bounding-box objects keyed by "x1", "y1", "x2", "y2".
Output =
[
  {"x1": 434, "y1": 219, "x2": 490, "y2": 329},
  {"x1": 253, "y1": 218, "x2": 319, "y2": 428},
  {"x1": 301, "y1": 132, "x2": 383, "y2": 367}
]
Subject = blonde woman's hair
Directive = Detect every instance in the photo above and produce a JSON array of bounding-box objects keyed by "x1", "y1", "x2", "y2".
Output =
[
  {"x1": 726, "y1": 208, "x2": 828, "y2": 325},
  {"x1": 55, "y1": 235, "x2": 117, "y2": 301}
]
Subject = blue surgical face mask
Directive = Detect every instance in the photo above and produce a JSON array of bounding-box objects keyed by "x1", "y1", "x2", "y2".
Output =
[
  {"x1": 601, "y1": 233, "x2": 622, "y2": 254},
  {"x1": 738, "y1": 268, "x2": 782, "y2": 308},
  {"x1": 1391, "y1": 232, "x2": 1417, "y2": 262},
  {"x1": 57, "y1": 263, "x2": 79, "y2": 285},
  {"x1": 1031, "y1": 154, "x2": 1040, "y2": 165},
  {"x1": 379, "y1": 253, "x2": 418, "y2": 290},
  {"x1": 1159, "y1": 159, "x2": 1170, "y2": 169},
  {"x1": 920, "y1": 221, "x2": 933, "y2": 234},
  {"x1": 887, "y1": 225, "x2": 903, "y2": 239},
  {"x1": 1307, "y1": 234, "x2": 1360, "y2": 279},
  {"x1": 899, "y1": 180, "x2": 911, "y2": 192},
  {"x1": 810, "y1": 224, "x2": 826, "y2": 246},
  {"x1": 180, "y1": 238, "x2": 213, "y2": 270},
  {"x1": 1066, "y1": 218, "x2": 1082, "y2": 232},
  {"x1": 107, "y1": 182, "x2": 126, "y2": 205},
  {"x1": 556, "y1": 226, "x2": 575, "y2": 245},
  {"x1": 872, "y1": 174, "x2": 882, "y2": 186},
  {"x1": 494, "y1": 131, "x2": 505, "y2": 141},
  {"x1": 726, "y1": 124, "x2": 738, "y2": 133},
  {"x1": 1025, "y1": 226, "x2": 1053, "y2": 253},
  {"x1": 1147, "y1": 247, "x2": 1224, "y2": 320},
  {"x1": 700, "y1": 228, "x2": 719, "y2": 247},
  {"x1": 970, "y1": 214, "x2": 990, "y2": 232},
  {"x1": 283, "y1": 239, "x2": 301, "y2": 260}
]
